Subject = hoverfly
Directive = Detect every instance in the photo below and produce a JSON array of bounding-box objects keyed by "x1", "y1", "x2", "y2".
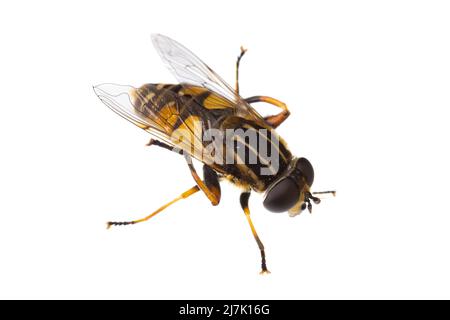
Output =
[{"x1": 94, "y1": 34, "x2": 334, "y2": 274}]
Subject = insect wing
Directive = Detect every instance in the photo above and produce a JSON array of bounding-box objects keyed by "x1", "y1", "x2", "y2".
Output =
[
  {"x1": 93, "y1": 83, "x2": 168, "y2": 136},
  {"x1": 93, "y1": 83, "x2": 216, "y2": 164},
  {"x1": 151, "y1": 34, "x2": 264, "y2": 122}
]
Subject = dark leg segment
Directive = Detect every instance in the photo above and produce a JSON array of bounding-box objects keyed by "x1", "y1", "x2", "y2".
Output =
[
  {"x1": 235, "y1": 46, "x2": 247, "y2": 95},
  {"x1": 203, "y1": 165, "x2": 221, "y2": 201},
  {"x1": 147, "y1": 138, "x2": 181, "y2": 154}
]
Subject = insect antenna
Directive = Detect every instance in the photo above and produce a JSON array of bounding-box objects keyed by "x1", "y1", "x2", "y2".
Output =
[{"x1": 312, "y1": 190, "x2": 336, "y2": 198}]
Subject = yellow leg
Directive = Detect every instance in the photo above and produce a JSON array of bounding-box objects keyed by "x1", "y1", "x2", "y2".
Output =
[
  {"x1": 246, "y1": 96, "x2": 288, "y2": 111},
  {"x1": 107, "y1": 185, "x2": 200, "y2": 229},
  {"x1": 244, "y1": 95, "x2": 290, "y2": 128},
  {"x1": 240, "y1": 192, "x2": 270, "y2": 274},
  {"x1": 146, "y1": 139, "x2": 221, "y2": 205}
]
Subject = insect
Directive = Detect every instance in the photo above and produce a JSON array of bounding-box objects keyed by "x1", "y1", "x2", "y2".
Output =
[{"x1": 94, "y1": 34, "x2": 335, "y2": 274}]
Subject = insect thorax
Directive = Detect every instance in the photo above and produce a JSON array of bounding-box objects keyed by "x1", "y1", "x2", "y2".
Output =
[{"x1": 132, "y1": 83, "x2": 293, "y2": 192}]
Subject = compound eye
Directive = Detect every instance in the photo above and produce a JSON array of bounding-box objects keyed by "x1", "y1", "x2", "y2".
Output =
[
  {"x1": 263, "y1": 178, "x2": 300, "y2": 213},
  {"x1": 296, "y1": 157, "x2": 314, "y2": 186}
]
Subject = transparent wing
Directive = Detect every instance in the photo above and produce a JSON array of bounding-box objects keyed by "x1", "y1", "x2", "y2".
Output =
[
  {"x1": 151, "y1": 34, "x2": 239, "y2": 102},
  {"x1": 151, "y1": 34, "x2": 264, "y2": 122},
  {"x1": 93, "y1": 83, "x2": 214, "y2": 164}
]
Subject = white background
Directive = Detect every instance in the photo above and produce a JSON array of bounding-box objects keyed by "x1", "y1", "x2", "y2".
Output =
[{"x1": 1, "y1": 0, "x2": 449, "y2": 299}]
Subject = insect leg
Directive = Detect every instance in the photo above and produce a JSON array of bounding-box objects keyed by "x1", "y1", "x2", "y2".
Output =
[
  {"x1": 146, "y1": 140, "x2": 221, "y2": 205},
  {"x1": 146, "y1": 138, "x2": 182, "y2": 155},
  {"x1": 106, "y1": 185, "x2": 200, "y2": 229},
  {"x1": 202, "y1": 164, "x2": 221, "y2": 204},
  {"x1": 244, "y1": 96, "x2": 291, "y2": 129},
  {"x1": 235, "y1": 46, "x2": 247, "y2": 95},
  {"x1": 184, "y1": 154, "x2": 221, "y2": 206},
  {"x1": 240, "y1": 191, "x2": 270, "y2": 274}
]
